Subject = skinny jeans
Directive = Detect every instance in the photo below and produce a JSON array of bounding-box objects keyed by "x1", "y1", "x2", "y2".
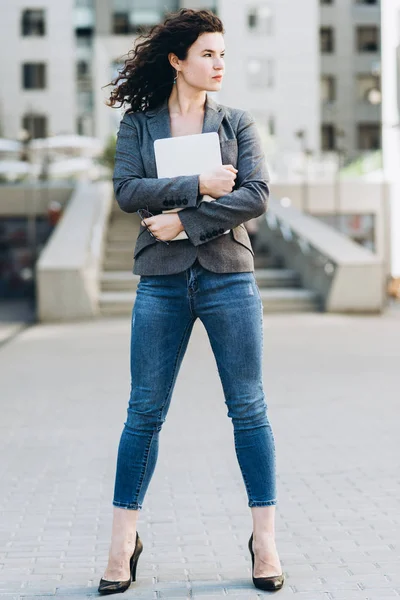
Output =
[{"x1": 113, "y1": 259, "x2": 277, "y2": 509}]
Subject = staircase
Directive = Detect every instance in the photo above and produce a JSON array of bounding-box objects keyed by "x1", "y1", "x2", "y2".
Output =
[{"x1": 99, "y1": 206, "x2": 320, "y2": 316}]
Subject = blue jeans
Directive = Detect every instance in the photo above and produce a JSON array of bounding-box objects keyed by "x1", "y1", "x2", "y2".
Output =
[{"x1": 113, "y1": 259, "x2": 277, "y2": 510}]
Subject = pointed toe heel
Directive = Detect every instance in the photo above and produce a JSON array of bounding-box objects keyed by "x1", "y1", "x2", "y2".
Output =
[
  {"x1": 98, "y1": 532, "x2": 143, "y2": 596},
  {"x1": 248, "y1": 532, "x2": 285, "y2": 592}
]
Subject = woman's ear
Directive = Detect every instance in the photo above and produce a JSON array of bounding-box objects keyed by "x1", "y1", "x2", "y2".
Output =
[{"x1": 168, "y1": 52, "x2": 179, "y2": 71}]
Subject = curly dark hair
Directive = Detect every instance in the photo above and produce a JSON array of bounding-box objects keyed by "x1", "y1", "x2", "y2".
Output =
[{"x1": 104, "y1": 8, "x2": 224, "y2": 114}]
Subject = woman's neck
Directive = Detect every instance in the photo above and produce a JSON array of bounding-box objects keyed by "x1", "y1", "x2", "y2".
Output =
[{"x1": 168, "y1": 86, "x2": 207, "y2": 117}]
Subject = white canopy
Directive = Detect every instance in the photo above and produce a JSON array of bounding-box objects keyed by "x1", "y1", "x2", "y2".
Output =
[
  {"x1": 0, "y1": 160, "x2": 32, "y2": 175},
  {"x1": 30, "y1": 135, "x2": 103, "y2": 155},
  {"x1": 0, "y1": 139, "x2": 22, "y2": 153}
]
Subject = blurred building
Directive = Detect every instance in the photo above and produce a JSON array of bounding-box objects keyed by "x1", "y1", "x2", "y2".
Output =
[
  {"x1": 0, "y1": 0, "x2": 381, "y2": 163},
  {"x1": 94, "y1": 0, "x2": 320, "y2": 158},
  {"x1": 381, "y1": 0, "x2": 400, "y2": 278},
  {"x1": 0, "y1": 0, "x2": 319, "y2": 156},
  {"x1": 320, "y1": 0, "x2": 382, "y2": 159},
  {"x1": 0, "y1": 0, "x2": 76, "y2": 140}
]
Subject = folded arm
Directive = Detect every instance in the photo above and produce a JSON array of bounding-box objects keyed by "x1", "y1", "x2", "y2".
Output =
[
  {"x1": 113, "y1": 113, "x2": 200, "y2": 213},
  {"x1": 177, "y1": 111, "x2": 269, "y2": 246}
]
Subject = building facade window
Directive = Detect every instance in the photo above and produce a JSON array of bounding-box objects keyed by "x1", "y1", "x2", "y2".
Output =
[
  {"x1": 356, "y1": 74, "x2": 381, "y2": 103},
  {"x1": 77, "y1": 60, "x2": 90, "y2": 78},
  {"x1": 355, "y1": 0, "x2": 377, "y2": 5},
  {"x1": 321, "y1": 75, "x2": 336, "y2": 103},
  {"x1": 320, "y1": 27, "x2": 335, "y2": 53},
  {"x1": 321, "y1": 124, "x2": 336, "y2": 150},
  {"x1": 22, "y1": 63, "x2": 46, "y2": 89},
  {"x1": 247, "y1": 4, "x2": 273, "y2": 35},
  {"x1": 356, "y1": 26, "x2": 380, "y2": 52},
  {"x1": 21, "y1": 9, "x2": 45, "y2": 36},
  {"x1": 247, "y1": 58, "x2": 274, "y2": 88},
  {"x1": 22, "y1": 114, "x2": 47, "y2": 139},
  {"x1": 357, "y1": 123, "x2": 381, "y2": 149},
  {"x1": 112, "y1": 0, "x2": 179, "y2": 34},
  {"x1": 77, "y1": 90, "x2": 94, "y2": 112}
]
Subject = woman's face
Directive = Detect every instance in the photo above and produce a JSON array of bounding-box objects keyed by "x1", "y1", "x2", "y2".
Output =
[{"x1": 174, "y1": 32, "x2": 225, "y2": 92}]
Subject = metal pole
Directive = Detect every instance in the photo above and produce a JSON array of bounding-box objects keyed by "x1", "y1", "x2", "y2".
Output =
[{"x1": 334, "y1": 149, "x2": 341, "y2": 231}]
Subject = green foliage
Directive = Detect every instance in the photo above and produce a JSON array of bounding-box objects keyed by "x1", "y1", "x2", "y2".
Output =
[
  {"x1": 99, "y1": 135, "x2": 117, "y2": 173},
  {"x1": 341, "y1": 150, "x2": 382, "y2": 177}
]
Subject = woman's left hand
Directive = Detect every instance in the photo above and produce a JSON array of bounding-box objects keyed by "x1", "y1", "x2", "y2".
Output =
[{"x1": 141, "y1": 213, "x2": 185, "y2": 241}]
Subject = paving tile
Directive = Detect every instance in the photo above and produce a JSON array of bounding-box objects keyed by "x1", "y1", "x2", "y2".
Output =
[{"x1": 1, "y1": 315, "x2": 399, "y2": 599}]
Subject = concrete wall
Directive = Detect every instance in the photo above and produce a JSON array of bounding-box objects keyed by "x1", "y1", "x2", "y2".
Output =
[
  {"x1": 381, "y1": 0, "x2": 400, "y2": 277},
  {"x1": 266, "y1": 198, "x2": 385, "y2": 313},
  {"x1": 36, "y1": 181, "x2": 113, "y2": 322},
  {"x1": 0, "y1": 183, "x2": 73, "y2": 216},
  {"x1": 271, "y1": 180, "x2": 390, "y2": 273}
]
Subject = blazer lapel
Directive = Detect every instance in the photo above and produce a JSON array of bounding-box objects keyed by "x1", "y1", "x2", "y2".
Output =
[
  {"x1": 202, "y1": 95, "x2": 224, "y2": 135},
  {"x1": 145, "y1": 97, "x2": 171, "y2": 143}
]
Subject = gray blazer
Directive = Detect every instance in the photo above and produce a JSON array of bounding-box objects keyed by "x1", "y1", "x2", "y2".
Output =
[{"x1": 113, "y1": 94, "x2": 270, "y2": 275}]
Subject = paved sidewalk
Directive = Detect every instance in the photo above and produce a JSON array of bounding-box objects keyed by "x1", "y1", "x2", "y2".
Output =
[{"x1": 0, "y1": 310, "x2": 399, "y2": 600}]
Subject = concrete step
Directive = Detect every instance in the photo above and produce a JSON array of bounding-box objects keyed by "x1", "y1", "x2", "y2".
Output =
[
  {"x1": 105, "y1": 245, "x2": 135, "y2": 255},
  {"x1": 101, "y1": 271, "x2": 139, "y2": 292},
  {"x1": 107, "y1": 234, "x2": 136, "y2": 243},
  {"x1": 254, "y1": 254, "x2": 283, "y2": 269},
  {"x1": 99, "y1": 287, "x2": 320, "y2": 316},
  {"x1": 104, "y1": 258, "x2": 134, "y2": 271},
  {"x1": 108, "y1": 226, "x2": 139, "y2": 234},
  {"x1": 258, "y1": 288, "x2": 321, "y2": 312},
  {"x1": 99, "y1": 292, "x2": 137, "y2": 316},
  {"x1": 255, "y1": 268, "x2": 300, "y2": 288},
  {"x1": 105, "y1": 240, "x2": 135, "y2": 251},
  {"x1": 100, "y1": 268, "x2": 299, "y2": 293},
  {"x1": 108, "y1": 219, "x2": 139, "y2": 227}
]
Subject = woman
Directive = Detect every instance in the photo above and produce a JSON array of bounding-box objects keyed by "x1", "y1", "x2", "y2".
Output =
[{"x1": 99, "y1": 8, "x2": 284, "y2": 595}]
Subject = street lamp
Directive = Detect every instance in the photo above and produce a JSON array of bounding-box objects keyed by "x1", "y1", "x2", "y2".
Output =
[
  {"x1": 17, "y1": 126, "x2": 37, "y2": 269},
  {"x1": 367, "y1": 88, "x2": 382, "y2": 105},
  {"x1": 334, "y1": 128, "x2": 346, "y2": 231},
  {"x1": 295, "y1": 129, "x2": 313, "y2": 213}
]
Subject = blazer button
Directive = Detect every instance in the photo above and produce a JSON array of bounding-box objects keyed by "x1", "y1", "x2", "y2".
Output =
[
  {"x1": 200, "y1": 234, "x2": 206, "y2": 241},
  {"x1": 206, "y1": 232, "x2": 212, "y2": 239},
  {"x1": 163, "y1": 200, "x2": 169, "y2": 206},
  {"x1": 168, "y1": 199, "x2": 175, "y2": 206},
  {"x1": 218, "y1": 227, "x2": 224, "y2": 234},
  {"x1": 182, "y1": 199, "x2": 188, "y2": 205},
  {"x1": 176, "y1": 199, "x2": 182, "y2": 206},
  {"x1": 212, "y1": 229, "x2": 218, "y2": 236}
]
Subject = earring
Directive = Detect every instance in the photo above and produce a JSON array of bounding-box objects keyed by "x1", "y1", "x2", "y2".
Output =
[{"x1": 173, "y1": 71, "x2": 178, "y2": 84}]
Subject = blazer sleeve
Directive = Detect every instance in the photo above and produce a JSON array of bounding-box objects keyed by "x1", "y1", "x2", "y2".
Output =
[
  {"x1": 177, "y1": 111, "x2": 269, "y2": 246},
  {"x1": 112, "y1": 113, "x2": 200, "y2": 213}
]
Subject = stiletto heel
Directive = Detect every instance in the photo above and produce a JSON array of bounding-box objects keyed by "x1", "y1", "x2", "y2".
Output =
[
  {"x1": 98, "y1": 531, "x2": 143, "y2": 595},
  {"x1": 248, "y1": 532, "x2": 285, "y2": 592},
  {"x1": 130, "y1": 539, "x2": 142, "y2": 583}
]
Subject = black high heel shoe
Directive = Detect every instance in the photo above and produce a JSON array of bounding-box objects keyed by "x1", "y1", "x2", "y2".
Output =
[
  {"x1": 248, "y1": 532, "x2": 285, "y2": 592},
  {"x1": 98, "y1": 531, "x2": 143, "y2": 595}
]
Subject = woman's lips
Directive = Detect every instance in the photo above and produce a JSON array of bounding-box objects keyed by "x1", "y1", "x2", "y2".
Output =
[{"x1": 213, "y1": 75, "x2": 223, "y2": 80}]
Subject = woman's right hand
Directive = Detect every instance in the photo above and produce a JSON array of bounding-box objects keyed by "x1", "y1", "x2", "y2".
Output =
[{"x1": 199, "y1": 165, "x2": 238, "y2": 199}]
